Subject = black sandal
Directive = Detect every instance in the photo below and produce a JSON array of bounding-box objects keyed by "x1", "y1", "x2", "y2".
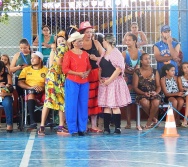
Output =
[{"x1": 38, "y1": 126, "x2": 45, "y2": 136}]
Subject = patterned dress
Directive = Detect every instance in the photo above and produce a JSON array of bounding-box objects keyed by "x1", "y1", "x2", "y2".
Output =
[
  {"x1": 135, "y1": 68, "x2": 161, "y2": 103},
  {"x1": 98, "y1": 48, "x2": 131, "y2": 108},
  {"x1": 43, "y1": 45, "x2": 68, "y2": 111}
]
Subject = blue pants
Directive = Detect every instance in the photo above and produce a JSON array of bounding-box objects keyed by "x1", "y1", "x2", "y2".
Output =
[
  {"x1": 2, "y1": 96, "x2": 13, "y2": 125},
  {"x1": 65, "y1": 79, "x2": 89, "y2": 134}
]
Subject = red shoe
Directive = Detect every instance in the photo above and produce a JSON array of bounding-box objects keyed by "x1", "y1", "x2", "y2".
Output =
[{"x1": 89, "y1": 128, "x2": 103, "y2": 133}]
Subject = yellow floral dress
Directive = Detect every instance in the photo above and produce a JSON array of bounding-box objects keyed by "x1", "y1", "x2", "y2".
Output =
[{"x1": 43, "y1": 45, "x2": 68, "y2": 111}]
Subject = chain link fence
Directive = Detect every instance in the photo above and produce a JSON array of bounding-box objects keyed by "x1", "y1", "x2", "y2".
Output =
[{"x1": 0, "y1": 0, "x2": 184, "y2": 67}]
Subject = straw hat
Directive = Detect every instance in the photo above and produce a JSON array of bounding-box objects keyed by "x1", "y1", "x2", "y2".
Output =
[
  {"x1": 67, "y1": 32, "x2": 85, "y2": 43},
  {"x1": 77, "y1": 21, "x2": 93, "y2": 32}
]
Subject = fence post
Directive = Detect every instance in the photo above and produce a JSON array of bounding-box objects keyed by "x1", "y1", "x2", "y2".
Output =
[
  {"x1": 23, "y1": 5, "x2": 32, "y2": 45},
  {"x1": 112, "y1": 0, "x2": 117, "y2": 37},
  {"x1": 180, "y1": 0, "x2": 188, "y2": 61},
  {"x1": 38, "y1": 0, "x2": 42, "y2": 52}
]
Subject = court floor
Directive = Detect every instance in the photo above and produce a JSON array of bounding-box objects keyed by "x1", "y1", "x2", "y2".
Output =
[{"x1": 0, "y1": 121, "x2": 188, "y2": 167}]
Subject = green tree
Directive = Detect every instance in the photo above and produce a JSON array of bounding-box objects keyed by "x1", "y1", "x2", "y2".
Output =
[{"x1": 0, "y1": 0, "x2": 35, "y2": 23}]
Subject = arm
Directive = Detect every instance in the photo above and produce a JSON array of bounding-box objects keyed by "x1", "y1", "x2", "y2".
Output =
[
  {"x1": 167, "y1": 38, "x2": 180, "y2": 60},
  {"x1": 132, "y1": 72, "x2": 149, "y2": 97},
  {"x1": 103, "y1": 67, "x2": 122, "y2": 86},
  {"x1": 177, "y1": 76, "x2": 185, "y2": 92},
  {"x1": 123, "y1": 51, "x2": 134, "y2": 75},
  {"x1": 151, "y1": 70, "x2": 161, "y2": 96},
  {"x1": 122, "y1": 32, "x2": 129, "y2": 45},
  {"x1": 137, "y1": 31, "x2": 148, "y2": 47},
  {"x1": 90, "y1": 40, "x2": 105, "y2": 61},
  {"x1": 18, "y1": 80, "x2": 33, "y2": 90},
  {"x1": 0, "y1": 74, "x2": 13, "y2": 97},
  {"x1": 10, "y1": 53, "x2": 22, "y2": 73},
  {"x1": 154, "y1": 45, "x2": 173, "y2": 62},
  {"x1": 32, "y1": 36, "x2": 39, "y2": 46},
  {"x1": 160, "y1": 77, "x2": 183, "y2": 97},
  {"x1": 49, "y1": 50, "x2": 55, "y2": 67},
  {"x1": 94, "y1": 40, "x2": 105, "y2": 56}
]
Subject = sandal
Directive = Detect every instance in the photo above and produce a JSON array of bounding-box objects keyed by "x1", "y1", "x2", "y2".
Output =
[
  {"x1": 57, "y1": 126, "x2": 70, "y2": 136},
  {"x1": 62, "y1": 126, "x2": 69, "y2": 133},
  {"x1": 89, "y1": 128, "x2": 103, "y2": 133},
  {"x1": 38, "y1": 126, "x2": 45, "y2": 136},
  {"x1": 143, "y1": 124, "x2": 152, "y2": 130},
  {"x1": 181, "y1": 122, "x2": 188, "y2": 128},
  {"x1": 125, "y1": 125, "x2": 131, "y2": 129},
  {"x1": 6, "y1": 125, "x2": 13, "y2": 133}
]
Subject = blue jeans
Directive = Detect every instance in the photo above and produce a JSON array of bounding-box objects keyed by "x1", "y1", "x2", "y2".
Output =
[{"x1": 2, "y1": 96, "x2": 13, "y2": 125}]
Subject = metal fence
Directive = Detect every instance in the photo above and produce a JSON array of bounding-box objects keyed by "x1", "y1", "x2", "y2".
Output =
[{"x1": 0, "y1": 0, "x2": 185, "y2": 66}]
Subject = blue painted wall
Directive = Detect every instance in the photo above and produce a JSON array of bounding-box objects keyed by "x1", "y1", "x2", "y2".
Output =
[
  {"x1": 180, "y1": 0, "x2": 188, "y2": 61},
  {"x1": 170, "y1": 5, "x2": 179, "y2": 41},
  {"x1": 22, "y1": 6, "x2": 32, "y2": 45}
]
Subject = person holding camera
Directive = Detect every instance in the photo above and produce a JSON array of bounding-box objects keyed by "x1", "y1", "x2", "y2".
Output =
[
  {"x1": 18, "y1": 51, "x2": 48, "y2": 129},
  {"x1": 132, "y1": 53, "x2": 161, "y2": 130},
  {"x1": 0, "y1": 61, "x2": 14, "y2": 132},
  {"x1": 10, "y1": 38, "x2": 32, "y2": 96}
]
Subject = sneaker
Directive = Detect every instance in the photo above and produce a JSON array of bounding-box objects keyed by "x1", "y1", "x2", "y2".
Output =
[
  {"x1": 78, "y1": 131, "x2": 87, "y2": 136},
  {"x1": 72, "y1": 132, "x2": 78, "y2": 137},
  {"x1": 29, "y1": 123, "x2": 37, "y2": 129},
  {"x1": 103, "y1": 129, "x2": 110, "y2": 135},
  {"x1": 114, "y1": 128, "x2": 121, "y2": 134}
]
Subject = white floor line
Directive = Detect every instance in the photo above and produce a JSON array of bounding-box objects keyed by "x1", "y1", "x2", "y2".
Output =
[{"x1": 19, "y1": 131, "x2": 36, "y2": 167}]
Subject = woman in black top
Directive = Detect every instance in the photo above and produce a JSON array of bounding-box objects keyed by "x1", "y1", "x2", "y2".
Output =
[
  {"x1": 0, "y1": 61, "x2": 14, "y2": 132},
  {"x1": 78, "y1": 21, "x2": 104, "y2": 132}
]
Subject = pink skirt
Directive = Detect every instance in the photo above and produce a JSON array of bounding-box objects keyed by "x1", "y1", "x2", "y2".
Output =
[{"x1": 98, "y1": 76, "x2": 132, "y2": 108}]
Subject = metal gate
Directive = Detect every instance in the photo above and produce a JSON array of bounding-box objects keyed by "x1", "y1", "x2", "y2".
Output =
[{"x1": 0, "y1": 0, "x2": 184, "y2": 62}]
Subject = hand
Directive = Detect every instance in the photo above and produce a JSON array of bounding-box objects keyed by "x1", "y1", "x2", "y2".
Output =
[
  {"x1": 173, "y1": 57, "x2": 181, "y2": 63},
  {"x1": 89, "y1": 54, "x2": 97, "y2": 61},
  {"x1": 22, "y1": 64, "x2": 29, "y2": 69},
  {"x1": 177, "y1": 92, "x2": 184, "y2": 97},
  {"x1": 166, "y1": 36, "x2": 173, "y2": 45},
  {"x1": 78, "y1": 72, "x2": 85, "y2": 79},
  {"x1": 83, "y1": 71, "x2": 89, "y2": 78},
  {"x1": 137, "y1": 42, "x2": 140, "y2": 48},
  {"x1": 51, "y1": 43, "x2": 56, "y2": 51},
  {"x1": 150, "y1": 91, "x2": 157, "y2": 96},
  {"x1": 0, "y1": 92, "x2": 7, "y2": 97},
  {"x1": 0, "y1": 82, "x2": 5, "y2": 87},
  {"x1": 102, "y1": 79, "x2": 111, "y2": 86},
  {"x1": 32, "y1": 86, "x2": 43, "y2": 92},
  {"x1": 42, "y1": 43, "x2": 49, "y2": 48},
  {"x1": 99, "y1": 78, "x2": 105, "y2": 84},
  {"x1": 135, "y1": 65, "x2": 140, "y2": 70},
  {"x1": 144, "y1": 92, "x2": 150, "y2": 97}
]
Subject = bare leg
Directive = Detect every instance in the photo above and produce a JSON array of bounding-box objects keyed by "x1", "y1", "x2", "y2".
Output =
[
  {"x1": 0, "y1": 108, "x2": 2, "y2": 127},
  {"x1": 183, "y1": 96, "x2": 188, "y2": 125},
  {"x1": 176, "y1": 97, "x2": 184, "y2": 125},
  {"x1": 40, "y1": 106, "x2": 50, "y2": 126},
  {"x1": 125, "y1": 105, "x2": 131, "y2": 128},
  {"x1": 147, "y1": 99, "x2": 160, "y2": 126},
  {"x1": 58, "y1": 111, "x2": 64, "y2": 126}
]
